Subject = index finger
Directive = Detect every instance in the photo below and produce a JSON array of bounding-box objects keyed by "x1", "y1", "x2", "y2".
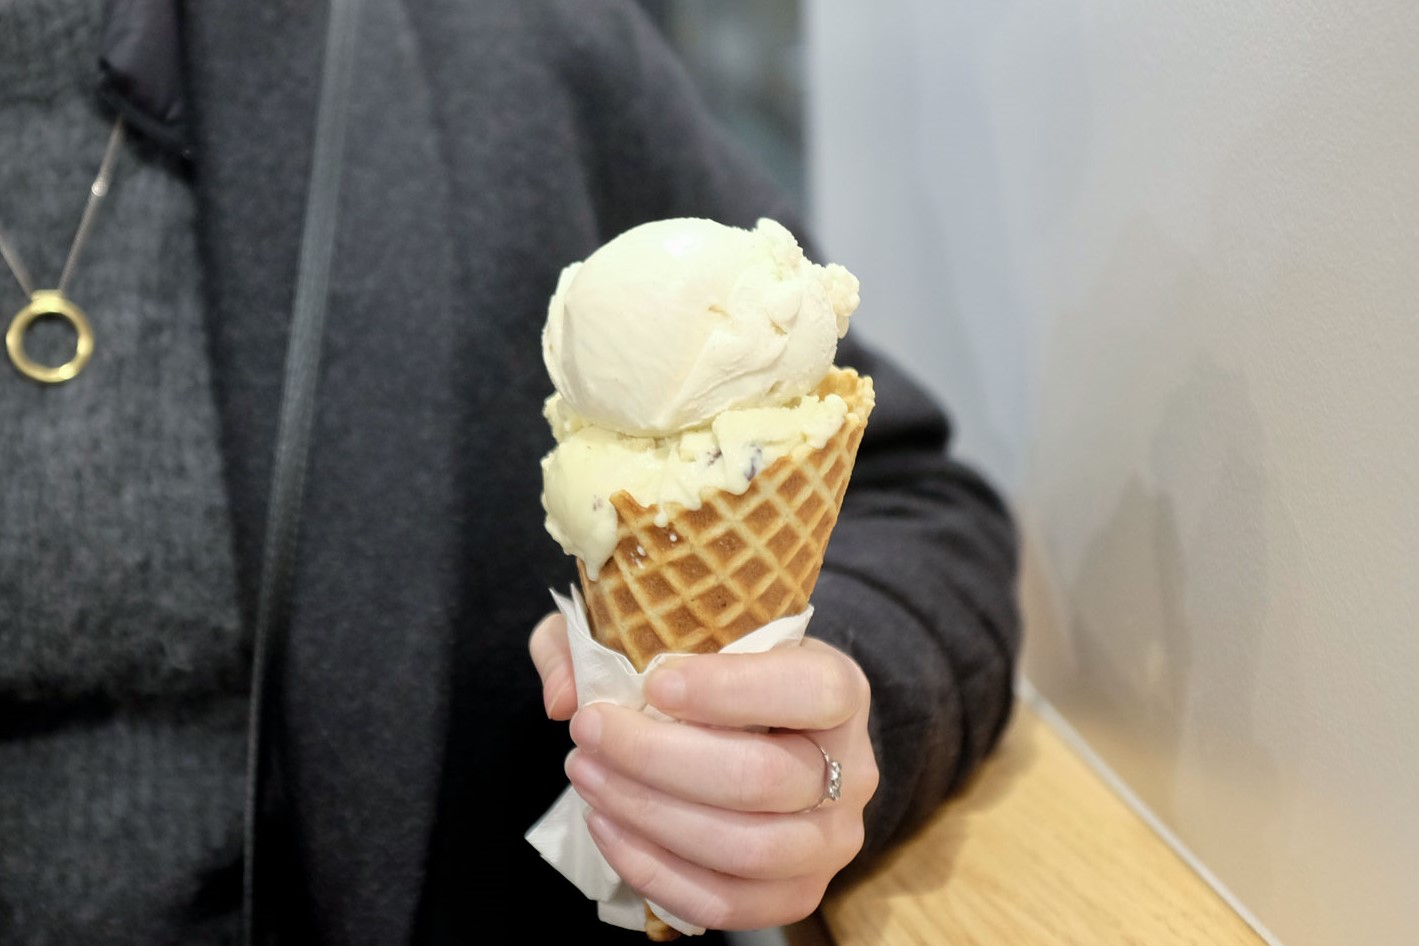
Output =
[{"x1": 643, "y1": 638, "x2": 869, "y2": 731}]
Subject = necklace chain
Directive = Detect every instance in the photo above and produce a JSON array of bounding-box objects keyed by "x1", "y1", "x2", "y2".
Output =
[
  {"x1": 0, "y1": 117, "x2": 126, "y2": 298},
  {"x1": 1, "y1": 117, "x2": 126, "y2": 384}
]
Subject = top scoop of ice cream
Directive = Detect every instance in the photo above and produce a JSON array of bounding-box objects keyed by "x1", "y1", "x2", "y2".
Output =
[{"x1": 541, "y1": 217, "x2": 859, "y2": 437}]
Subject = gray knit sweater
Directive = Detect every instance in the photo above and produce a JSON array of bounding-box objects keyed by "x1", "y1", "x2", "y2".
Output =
[{"x1": 0, "y1": 2, "x2": 246, "y2": 943}]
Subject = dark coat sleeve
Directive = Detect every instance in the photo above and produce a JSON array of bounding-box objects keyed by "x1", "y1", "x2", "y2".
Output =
[{"x1": 553, "y1": 0, "x2": 1023, "y2": 865}]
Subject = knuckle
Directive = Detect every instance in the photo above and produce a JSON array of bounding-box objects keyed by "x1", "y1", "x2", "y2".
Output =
[
  {"x1": 817, "y1": 654, "x2": 869, "y2": 720},
  {"x1": 780, "y1": 877, "x2": 830, "y2": 925},
  {"x1": 689, "y1": 892, "x2": 737, "y2": 932},
  {"x1": 833, "y1": 818, "x2": 867, "y2": 865},
  {"x1": 834, "y1": 751, "x2": 879, "y2": 817},
  {"x1": 859, "y1": 754, "x2": 881, "y2": 801},
  {"x1": 844, "y1": 655, "x2": 873, "y2": 707},
  {"x1": 731, "y1": 828, "x2": 794, "y2": 878}
]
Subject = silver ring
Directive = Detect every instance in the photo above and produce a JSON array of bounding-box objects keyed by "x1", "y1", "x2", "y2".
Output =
[{"x1": 798, "y1": 736, "x2": 842, "y2": 813}]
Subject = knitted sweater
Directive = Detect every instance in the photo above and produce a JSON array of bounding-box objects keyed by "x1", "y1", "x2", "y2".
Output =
[{"x1": 0, "y1": 2, "x2": 245, "y2": 943}]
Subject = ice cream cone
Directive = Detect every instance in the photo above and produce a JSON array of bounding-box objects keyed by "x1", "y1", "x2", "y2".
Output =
[
  {"x1": 575, "y1": 367, "x2": 872, "y2": 940},
  {"x1": 576, "y1": 365, "x2": 874, "y2": 673},
  {"x1": 644, "y1": 906, "x2": 679, "y2": 942},
  {"x1": 538, "y1": 216, "x2": 872, "y2": 942}
]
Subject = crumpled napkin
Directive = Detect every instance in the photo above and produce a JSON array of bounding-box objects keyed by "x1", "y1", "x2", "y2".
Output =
[{"x1": 525, "y1": 586, "x2": 814, "y2": 937}]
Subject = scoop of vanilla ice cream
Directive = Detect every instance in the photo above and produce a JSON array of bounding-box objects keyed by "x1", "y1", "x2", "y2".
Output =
[{"x1": 541, "y1": 217, "x2": 859, "y2": 436}]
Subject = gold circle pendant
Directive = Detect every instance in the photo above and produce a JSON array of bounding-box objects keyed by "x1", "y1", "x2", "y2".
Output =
[{"x1": 5, "y1": 290, "x2": 94, "y2": 384}]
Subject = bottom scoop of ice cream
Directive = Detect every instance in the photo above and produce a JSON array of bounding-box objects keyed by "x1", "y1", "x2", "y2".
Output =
[
  {"x1": 540, "y1": 378, "x2": 860, "y2": 578},
  {"x1": 541, "y1": 217, "x2": 859, "y2": 437}
]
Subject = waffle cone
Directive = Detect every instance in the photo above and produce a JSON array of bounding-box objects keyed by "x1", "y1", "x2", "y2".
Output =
[
  {"x1": 643, "y1": 906, "x2": 679, "y2": 942},
  {"x1": 577, "y1": 365, "x2": 874, "y2": 673}
]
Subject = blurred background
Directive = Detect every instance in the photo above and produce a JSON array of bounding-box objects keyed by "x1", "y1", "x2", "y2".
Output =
[
  {"x1": 648, "y1": 3, "x2": 1419, "y2": 946},
  {"x1": 637, "y1": 0, "x2": 806, "y2": 214}
]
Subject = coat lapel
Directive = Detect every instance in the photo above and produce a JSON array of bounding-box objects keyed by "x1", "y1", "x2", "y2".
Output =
[
  {"x1": 185, "y1": 3, "x2": 460, "y2": 942},
  {"x1": 184, "y1": 0, "x2": 325, "y2": 602}
]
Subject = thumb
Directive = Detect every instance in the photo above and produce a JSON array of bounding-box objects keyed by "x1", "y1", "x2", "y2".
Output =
[{"x1": 528, "y1": 611, "x2": 577, "y2": 719}]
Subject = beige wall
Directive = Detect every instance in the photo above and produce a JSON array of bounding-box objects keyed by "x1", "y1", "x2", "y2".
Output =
[{"x1": 807, "y1": 3, "x2": 1419, "y2": 944}]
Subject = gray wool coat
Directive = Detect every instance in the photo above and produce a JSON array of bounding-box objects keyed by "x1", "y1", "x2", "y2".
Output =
[{"x1": 169, "y1": 1, "x2": 1021, "y2": 942}]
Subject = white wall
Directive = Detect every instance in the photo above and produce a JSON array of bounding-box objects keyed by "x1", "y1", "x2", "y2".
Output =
[{"x1": 806, "y1": 3, "x2": 1419, "y2": 945}]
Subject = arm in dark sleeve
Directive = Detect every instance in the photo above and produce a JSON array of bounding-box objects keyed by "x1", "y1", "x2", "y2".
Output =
[
  {"x1": 814, "y1": 337, "x2": 1021, "y2": 860},
  {"x1": 564, "y1": 0, "x2": 1024, "y2": 861}
]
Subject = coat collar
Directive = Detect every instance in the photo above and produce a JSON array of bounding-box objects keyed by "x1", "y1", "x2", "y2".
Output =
[{"x1": 99, "y1": 0, "x2": 189, "y2": 156}]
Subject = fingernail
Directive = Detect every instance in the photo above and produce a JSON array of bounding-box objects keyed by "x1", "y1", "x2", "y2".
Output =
[
  {"x1": 567, "y1": 752, "x2": 607, "y2": 795},
  {"x1": 544, "y1": 677, "x2": 570, "y2": 718},
  {"x1": 648, "y1": 668, "x2": 686, "y2": 711},
  {"x1": 584, "y1": 809, "x2": 623, "y2": 843},
  {"x1": 571, "y1": 705, "x2": 602, "y2": 751}
]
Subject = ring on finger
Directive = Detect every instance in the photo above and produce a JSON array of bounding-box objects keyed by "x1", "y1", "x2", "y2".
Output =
[{"x1": 796, "y1": 734, "x2": 842, "y2": 813}]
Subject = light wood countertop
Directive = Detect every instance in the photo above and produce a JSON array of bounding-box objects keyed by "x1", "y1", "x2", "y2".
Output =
[{"x1": 803, "y1": 698, "x2": 1268, "y2": 946}]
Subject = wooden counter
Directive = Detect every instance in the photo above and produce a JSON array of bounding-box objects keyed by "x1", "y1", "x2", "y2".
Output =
[{"x1": 801, "y1": 698, "x2": 1268, "y2": 946}]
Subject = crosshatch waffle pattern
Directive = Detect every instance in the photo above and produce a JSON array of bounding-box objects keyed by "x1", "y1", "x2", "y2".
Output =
[{"x1": 577, "y1": 367, "x2": 875, "y2": 673}]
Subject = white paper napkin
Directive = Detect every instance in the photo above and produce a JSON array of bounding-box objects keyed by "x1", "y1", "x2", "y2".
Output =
[{"x1": 526, "y1": 586, "x2": 814, "y2": 937}]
